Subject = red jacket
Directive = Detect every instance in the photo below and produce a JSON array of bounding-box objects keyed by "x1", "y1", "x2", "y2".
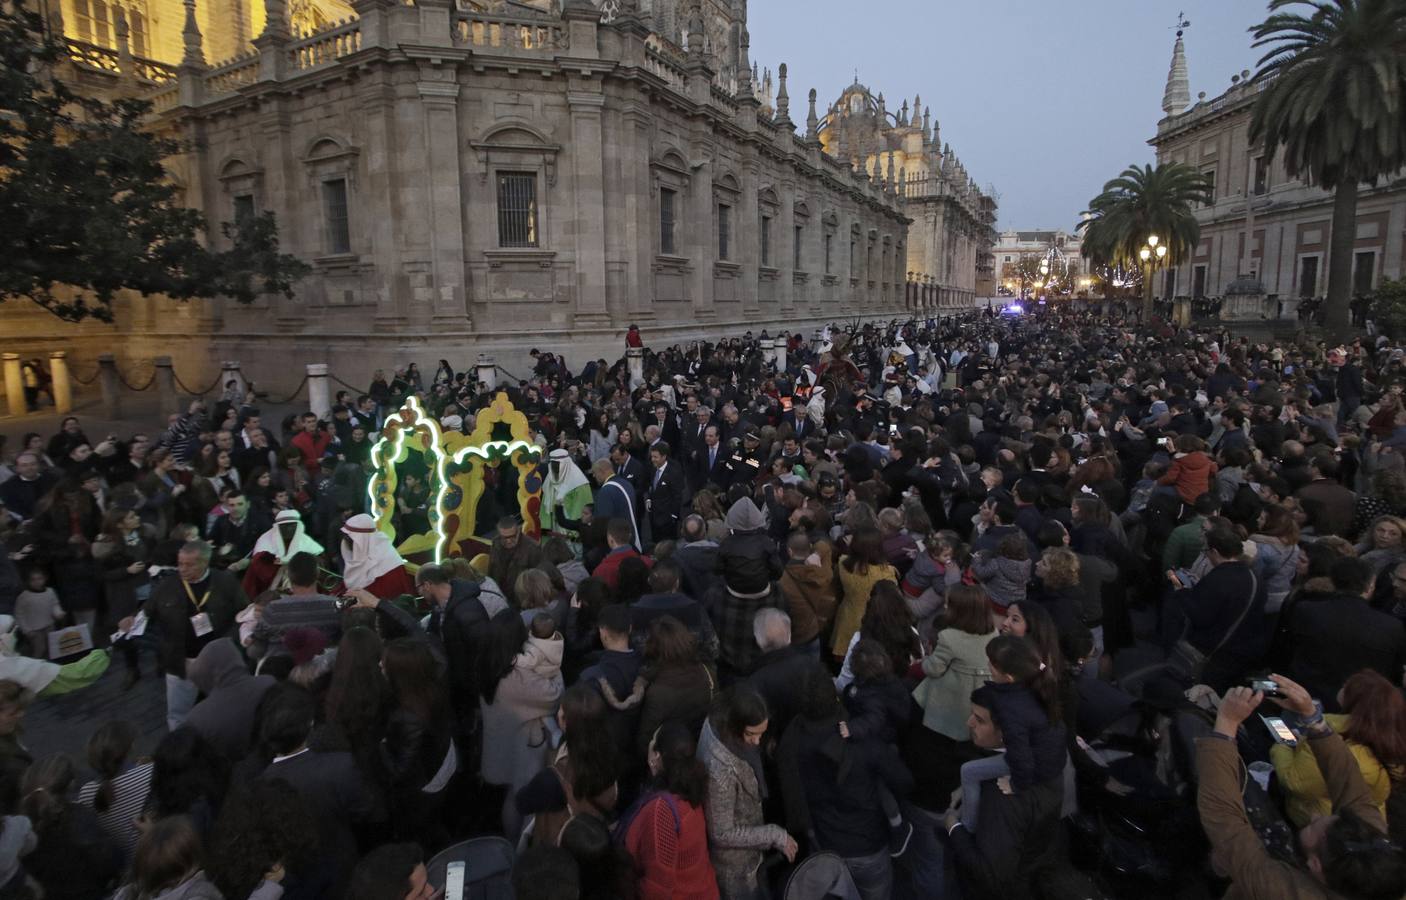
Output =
[
  {"x1": 1158, "y1": 451, "x2": 1218, "y2": 505},
  {"x1": 624, "y1": 794, "x2": 718, "y2": 900},
  {"x1": 592, "y1": 546, "x2": 652, "y2": 591},
  {"x1": 291, "y1": 430, "x2": 332, "y2": 478}
]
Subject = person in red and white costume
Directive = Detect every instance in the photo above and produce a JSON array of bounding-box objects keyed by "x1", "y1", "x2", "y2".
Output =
[
  {"x1": 241, "y1": 509, "x2": 324, "y2": 599},
  {"x1": 336, "y1": 513, "x2": 415, "y2": 600}
]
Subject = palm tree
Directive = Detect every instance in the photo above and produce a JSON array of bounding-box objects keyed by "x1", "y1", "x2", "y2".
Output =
[
  {"x1": 1249, "y1": 0, "x2": 1406, "y2": 339},
  {"x1": 1077, "y1": 162, "x2": 1211, "y2": 324}
]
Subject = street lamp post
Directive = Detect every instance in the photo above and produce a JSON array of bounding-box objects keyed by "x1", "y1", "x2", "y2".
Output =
[{"x1": 1139, "y1": 235, "x2": 1168, "y2": 325}]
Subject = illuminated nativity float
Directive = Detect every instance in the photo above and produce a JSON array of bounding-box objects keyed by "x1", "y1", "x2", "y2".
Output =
[{"x1": 367, "y1": 393, "x2": 545, "y2": 563}]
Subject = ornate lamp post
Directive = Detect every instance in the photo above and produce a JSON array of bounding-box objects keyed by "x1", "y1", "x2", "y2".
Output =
[{"x1": 1139, "y1": 234, "x2": 1168, "y2": 322}]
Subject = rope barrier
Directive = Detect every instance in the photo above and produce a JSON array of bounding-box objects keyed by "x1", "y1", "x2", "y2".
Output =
[
  {"x1": 172, "y1": 370, "x2": 225, "y2": 397},
  {"x1": 330, "y1": 374, "x2": 364, "y2": 395},
  {"x1": 495, "y1": 365, "x2": 527, "y2": 384},
  {"x1": 68, "y1": 366, "x2": 101, "y2": 387},
  {"x1": 114, "y1": 364, "x2": 157, "y2": 392},
  {"x1": 261, "y1": 375, "x2": 309, "y2": 406}
]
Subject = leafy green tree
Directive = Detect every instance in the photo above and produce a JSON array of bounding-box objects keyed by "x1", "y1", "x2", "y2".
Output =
[
  {"x1": 1370, "y1": 278, "x2": 1406, "y2": 340},
  {"x1": 0, "y1": 1, "x2": 307, "y2": 322},
  {"x1": 1077, "y1": 162, "x2": 1211, "y2": 324},
  {"x1": 1249, "y1": 0, "x2": 1406, "y2": 340}
]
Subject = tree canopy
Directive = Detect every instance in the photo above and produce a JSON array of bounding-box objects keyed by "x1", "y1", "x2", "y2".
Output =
[
  {"x1": 1249, "y1": 0, "x2": 1406, "y2": 337},
  {"x1": 0, "y1": 1, "x2": 307, "y2": 322}
]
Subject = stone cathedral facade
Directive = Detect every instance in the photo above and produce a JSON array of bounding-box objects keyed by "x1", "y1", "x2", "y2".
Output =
[{"x1": 9, "y1": 0, "x2": 996, "y2": 387}]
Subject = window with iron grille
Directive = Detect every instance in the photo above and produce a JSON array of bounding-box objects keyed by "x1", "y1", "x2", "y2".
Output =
[
  {"x1": 717, "y1": 204, "x2": 731, "y2": 260},
  {"x1": 660, "y1": 189, "x2": 677, "y2": 254},
  {"x1": 824, "y1": 234, "x2": 833, "y2": 274},
  {"x1": 760, "y1": 215, "x2": 771, "y2": 266},
  {"x1": 793, "y1": 225, "x2": 803, "y2": 270},
  {"x1": 496, "y1": 172, "x2": 538, "y2": 248},
  {"x1": 233, "y1": 194, "x2": 255, "y2": 226},
  {"x1": 322, "y1": 178, "x2": 351, "y2": 255}
]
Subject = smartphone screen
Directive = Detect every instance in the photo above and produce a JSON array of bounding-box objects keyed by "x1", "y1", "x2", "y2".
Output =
[
  {"x1": 445, "y1": 861, "x2": 465, "y2": 900},
  {"x1": 1261, "y1": 715, "x2": 1297, "y2": 747}
]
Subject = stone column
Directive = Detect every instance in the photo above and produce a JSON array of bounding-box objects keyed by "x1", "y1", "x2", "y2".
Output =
[
  {"x1": 419, "y1": 81, "x2": 468, "y2": 326},
  {"x1": 307, "y1": 364, "x2": 330, "y2": 419},
  {"x1": 476, "y1": 354, "x2": 497, "y2": 391},
  {"x1": 772, "y1": 337, "x2": 787, "y2": 374},
  {"x1": 568, "y1": 89, "x2": 611, "y2": 326},
  {"x1": 777, "y1": 181, "x2": 795, "y2": 314},
  {"x1": 689, "y1": 152, "x2": 716, "y2": 321},
  {"x1": 622, "y1": 105, "x2": 654, "y2": 322},
  {"x1": 626, "y1": 347, "x2": 645, "y2": 390},
  {"x1": 220, "y1": 361, "x2": 246, "y2": 399},
  {"x1": 97, "y1": 354, "x2": 122, "y2": 418},
  {"x1": 47, "y1": 352, "x2": 71, "y2": 415},
  {"x1": 740, "y1": 158, "x2": 761, "y2": 316},
  {"x1": 154, "y1": 356, "x2": 178, "y2": 415},
  {"x1": 2, "y1": 354, "x2": 23, "y2": 417}
]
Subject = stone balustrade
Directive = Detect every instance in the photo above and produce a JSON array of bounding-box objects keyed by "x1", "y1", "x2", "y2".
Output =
[
  {"x1": 289, "y1": 19, "x2": 363, "y2": 72},
  {"x1": 204, "y1": 51, "x2": 260, "y2": 96},
  {"x1": 452, "y1": 13, "x2": 566, "y2": 52}
]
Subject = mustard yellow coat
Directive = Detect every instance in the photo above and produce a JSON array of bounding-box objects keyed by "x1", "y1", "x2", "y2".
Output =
[
  {"x1": 829, "y1": 559, "x2": 899, "y2": 658},
  {"x1": 1270, "y1": 714, "x2": 1399, "y2": 828}
]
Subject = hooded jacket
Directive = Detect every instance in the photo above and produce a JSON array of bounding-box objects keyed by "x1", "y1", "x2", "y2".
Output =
[
  {"x1": 716, "y1": 499, "x2": 782, "y2": 597},
  {"x1": 779, "y1": 540, "x2": 838, "y2": 646},
  {"x1": 183, "y1": 638, "x2": 275, "y2": 763}
]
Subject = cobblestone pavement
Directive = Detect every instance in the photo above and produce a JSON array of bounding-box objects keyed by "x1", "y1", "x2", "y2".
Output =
[{"x1": 23, "y1": 645, "x2": 167, "y2": 777}]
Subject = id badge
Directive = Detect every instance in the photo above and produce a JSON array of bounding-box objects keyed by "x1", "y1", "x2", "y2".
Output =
[{"x1": 190, "y1": 612, "x2": 213, "y2": 637}]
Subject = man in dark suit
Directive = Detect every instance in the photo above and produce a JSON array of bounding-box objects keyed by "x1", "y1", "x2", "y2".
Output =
[
  {"x1": 258, "y1": 684, "x2": 379, "y2": 897},
  {"x1": 682, "y1": 405, "x2": 713, "y2": 458},
  {"x1": 689, "y1": 425, "x2": 728, "y2": 492},
  {"x1": 650, "y1": 402, "x2": 681, "y2": 450},
  {"x1": 647, "y1": 441, "x2": 687, "y2": 541},
  {"x1": 611, "y1": 443, "x2": 649, "y2": 511}
]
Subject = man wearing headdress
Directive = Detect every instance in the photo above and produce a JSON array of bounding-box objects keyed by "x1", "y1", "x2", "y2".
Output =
[
  {"x1": 241, "y1": 509, "x2": 325, "y2": 599},
  {"x1": 336, "y1": 513, "x2": 415, "y2": 600}
]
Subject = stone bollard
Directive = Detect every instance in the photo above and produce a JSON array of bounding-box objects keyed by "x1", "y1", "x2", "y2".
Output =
[
  {"x1": 48, "y1": 351, "x2": 71, "y2": 415},
  {"x1": 2, "y1": 354, "x2": 23, "y2": 417},
  {"x1": 761, "y1": 341, "x2": 776, "y2": 368},
  {"x1": 307, "y1": 363, "x2": 330, "y2": 420},
  {"x1": 476, "y1": 353, "x2": 497, "y2": 391},
  {"x1": 220, "y1": 361, "x2": 246, "y2": 399},
  {"x1": 97, "y1": 353, "x2": 122, "y2": 418},
  {"x1": 154, "y1": 356, "x2": 177, "y2": 415},
  {"x1": 626, "y1": 347, "x2": 645, "y2": 390},
  {"x1": 772, "y1": 337, "x2": 788, "y2": 373}
]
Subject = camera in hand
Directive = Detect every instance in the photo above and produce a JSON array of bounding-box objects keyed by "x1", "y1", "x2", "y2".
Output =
[{"x1": 1247, "y1": 677, "x2": 1285, "y2": 698}]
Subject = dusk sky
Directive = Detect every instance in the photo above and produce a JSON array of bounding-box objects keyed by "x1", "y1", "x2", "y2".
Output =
[{"x1": 747, "y1": 0, "x2": 1269, "y2": 231}]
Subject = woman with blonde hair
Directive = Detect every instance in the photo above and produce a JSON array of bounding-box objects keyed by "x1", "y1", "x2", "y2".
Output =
[{"x1": 1355, "y1": 515, "x2": 1406, "y2": 575}]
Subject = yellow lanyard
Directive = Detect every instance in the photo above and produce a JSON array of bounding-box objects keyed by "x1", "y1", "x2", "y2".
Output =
[{"x1": 182, "y1": 580, "x2": 211, "y2": 611}]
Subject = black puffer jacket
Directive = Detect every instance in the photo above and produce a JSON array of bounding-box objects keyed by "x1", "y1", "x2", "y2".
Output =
[
  {"x1": 981, "y1": 681, "x2": 1066, "y2": 791},
  {"x1": 716, "y1": 499, "x2": 782, "y2": 596},
  {"x1": 841, "y1": 674, "x2": 914, "y2": 744}
]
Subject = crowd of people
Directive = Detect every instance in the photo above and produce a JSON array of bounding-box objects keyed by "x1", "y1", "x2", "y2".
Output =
[{"x1": 2, "y1": 307, "x2": 1406, "y2": 899}]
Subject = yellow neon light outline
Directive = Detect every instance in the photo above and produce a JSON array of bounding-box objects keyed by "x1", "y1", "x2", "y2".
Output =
[{"x1": 366, "y1": 397, "x2": 451, "y2": 561}]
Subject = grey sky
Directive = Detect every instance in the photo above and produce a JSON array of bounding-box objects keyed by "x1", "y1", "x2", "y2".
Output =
[{"x1": 747, "y1": 0, "x2": 1269, "y2": 231}]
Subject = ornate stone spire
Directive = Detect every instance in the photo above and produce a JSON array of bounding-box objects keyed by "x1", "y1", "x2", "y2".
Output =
[
  {"x1": 805, "y1": 88, "x2": 818, "y2": 140},
  {"x1": 1162, "y1": 28, "x2": 1191, "y2": 115},
  {"x1": 739, "y1": 27, "x2": 751, "y2": 84},
  {"x1": 259, "y1": 0, "x2": 290, "y2": 41},
  {"x1": 775, "y1": 62, "x2": 790, "y2": 124},
  {"x1": 932, "y1": 118, "x2": 940, "y2": 151},
  {"x1": 686, "y1": 1, "x2": 704, "y2": 56},
  {"x1": 898, "y1": 99, "x2": 908, "y2": 127},
  {"x1": 180, "y1": 0, "x2": 205, "y2": 69},
  {"x1": 886, "y1": 152, "x2": 896, "y2": 190},
  {"x1": 922, "y1": 106, "x2": 931, "y2": 145}
]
